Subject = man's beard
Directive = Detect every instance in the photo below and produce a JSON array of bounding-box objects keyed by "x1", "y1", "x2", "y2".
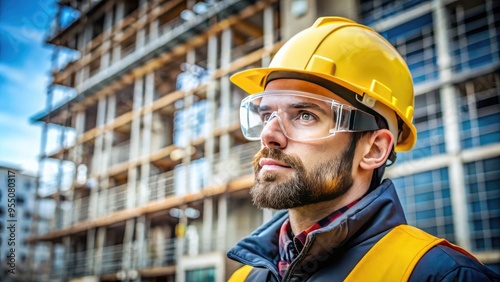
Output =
[{"x1": 251, "y1": 143, "x2": 355, "y2": 210}]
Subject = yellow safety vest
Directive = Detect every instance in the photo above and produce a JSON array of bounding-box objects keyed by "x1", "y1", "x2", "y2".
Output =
[{"x1": 228, "y1": 225, "x2": 477, "y2": 281}]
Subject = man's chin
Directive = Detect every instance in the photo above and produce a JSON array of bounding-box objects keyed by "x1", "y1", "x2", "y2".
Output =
[{"x1": 256, "y1": 169, "x2": 294, "y2": 183}]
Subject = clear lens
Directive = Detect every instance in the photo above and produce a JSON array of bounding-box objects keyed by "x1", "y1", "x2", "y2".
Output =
[{"x1": 239, "y1": 90, "x2": 379, "y2": 141}]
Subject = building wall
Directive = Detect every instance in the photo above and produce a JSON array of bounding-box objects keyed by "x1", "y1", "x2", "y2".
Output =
[
  {"x1": 363, "y1": 0, "x2": 500, "y2": 272},
  {"x1": 0, "y1": 166, "x2": 39, "y2": 278},
  {"x1": 31, "y1": 0, "x2": 499, "y2": 280}
]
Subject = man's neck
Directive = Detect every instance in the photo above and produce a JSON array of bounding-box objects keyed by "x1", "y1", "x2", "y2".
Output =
[
  {"x1": 287, "y1": 201, "x2": 340, "y2": 235},
  {"x1": 287, "y1": 186, "x2": 367, "y2": 235}
]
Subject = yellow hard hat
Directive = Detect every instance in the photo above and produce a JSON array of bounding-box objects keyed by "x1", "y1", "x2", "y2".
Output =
[{"x1": 231, "y1": 17, "x2": 416, "y2": 152}]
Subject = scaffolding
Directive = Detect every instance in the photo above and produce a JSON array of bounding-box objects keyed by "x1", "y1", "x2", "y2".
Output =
[{"x1": 29, "y1": 0, "x2": 500, "y2": 281}]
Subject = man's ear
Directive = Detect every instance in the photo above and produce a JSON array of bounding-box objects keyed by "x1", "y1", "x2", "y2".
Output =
[{"x1": 359, "y1": 129, "x2": 394, "y2": 170}]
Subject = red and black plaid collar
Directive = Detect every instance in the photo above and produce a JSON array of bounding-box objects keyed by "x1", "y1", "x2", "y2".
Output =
[{"x1": 278, "y1": 199, "x2": 360, "y2": 277}]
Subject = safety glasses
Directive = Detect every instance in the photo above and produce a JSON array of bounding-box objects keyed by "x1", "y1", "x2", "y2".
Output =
[{"x1": 239, "y1": 90, "x2": 380, "y2": 141}]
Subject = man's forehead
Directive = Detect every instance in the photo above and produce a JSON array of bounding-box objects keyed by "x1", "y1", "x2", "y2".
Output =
[
  {"x1": 264, "y1": 78, "x2": 352, "y2": 105},
  {"x1": 258, "y1": 93, "x2": 326, "y2": 106}
]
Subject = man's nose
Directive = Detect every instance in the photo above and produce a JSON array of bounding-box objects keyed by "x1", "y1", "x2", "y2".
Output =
[{"x1": 260, "y1": 113, "x2": 287, "y2": 149}]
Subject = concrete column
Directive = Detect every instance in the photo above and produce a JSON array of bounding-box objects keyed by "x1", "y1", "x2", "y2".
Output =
[
  {"x1": 219, "y1": 28, "x2": 232, "y2": 159},
  {"x1": 100, "y1": 6, "x2": 114, "y2": 69},
  {"x1": 316, "y1": 0, "x2": 358, "y2": 20},
  {"x1": 81, "y1": 23, "x2": 93, "y2": 80},
  {"x1": 130, "y1": 77, "x2": 144, "y2": 161},
  {"x1": 127, "y1": 77, "x2": 144, "y2": 209},
  {"x1": 73, "y1": 110, "x2": 85, "y2": 165},
  {"x1": 85, "y1": 228, "x2": 96, "y2": 274},
  {"x1": 135, "y1": 215, "x2": 146, "y2": 271},
  {"x1": 92, "y1": 96, "x2": 107, "y2": 175},
  {"x1": 205, "y1": 35, "x2": 217, "y2": 187},
  {"x1": 263, "y1": 5, "x2": 274, "y2": 49},
  {"x1": 149, "y1": 18, "x2": 159, "y2": 41},
  {"x1": 433, "y1": 0, "x2": 471, "y2": 250},
  {"x1": 136, "y1": 0, "x2": 149, "y2": 48},
  {"x1": 94, "y1": 226, "x2": 107, "y2": 275},
  {"x1": 47, "y1": 243, "x2": 56, "y2": 279},
  {"x1": 262, "y1": 5, "x2": 274, "y2": 67},
  {"x1": 182, "y1": 50, "x2": 196, "y2": 193},
  {"x1": 101, "y1": 44, "x2": 110, "y2": 68},
  {"x1": 62, "y1": 237, "x2": 71, "y2": 278},
  {"x1": 101, "y1": 94, "x2": 116, "y2": 169},
  {"x1": 122, "y1": 219, "x2": 135, "y2": 277},
  {"x1": 91, "y1": 94, "x2": 115, "y2": 220},
  {"x1": 103, "y1": 3, "x2": 114, "y2": 33},
  {"x1": 139, "y1": 72, "x2": 154, "y2": 205},
  {"x1": 87, "y1": 103, "x2": 106, "y2": 219},
  {"x1": 202, "y1": 197, "x2": 213, "y2": 252},
  {"x1": 217, "y1": 195, "x2": 228, "y2": 251},
  {"x1": 112, "y1": 1, "x2": 125, "y2": 63},
  {"x1": 76, "y1": 30, "x2": 86, "y2": 85}
]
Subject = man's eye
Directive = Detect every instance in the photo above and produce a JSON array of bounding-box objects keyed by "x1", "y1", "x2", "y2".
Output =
[
  {"x1": 299, "y1": 112, "x2": 315, "y2": 121},
  {"x1": 261, "y1": 113, "x2": 271, "y2": 122}
]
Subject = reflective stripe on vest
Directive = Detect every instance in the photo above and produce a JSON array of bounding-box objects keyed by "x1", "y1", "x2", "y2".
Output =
[
  {"x1": 228, "y1": 264, "x2": 253, "y2": 282},
  {"x1": 345, "y1": 224, "x2": 477, "y2": 281}
]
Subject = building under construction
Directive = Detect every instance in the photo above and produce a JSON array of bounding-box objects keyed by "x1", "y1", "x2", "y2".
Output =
[{"x1": 29, "y1": 0, "x2": 499, "y2": 281}]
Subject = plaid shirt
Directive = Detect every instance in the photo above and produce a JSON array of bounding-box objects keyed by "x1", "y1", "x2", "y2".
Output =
[{"x1": 278, "y1": 200, "x2": 360, "y2": 278}]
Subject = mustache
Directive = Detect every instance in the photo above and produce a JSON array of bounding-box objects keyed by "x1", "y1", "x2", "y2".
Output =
[{"x1": 252, "y1": 147, "x2": 304, "y2": 172}]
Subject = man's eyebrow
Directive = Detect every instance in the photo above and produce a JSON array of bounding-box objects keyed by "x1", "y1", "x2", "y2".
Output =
[
  {"x1": 257, "y1": 102, "x2": 329, "y2": 115},
  {"x1": 288, "y1": 102, "x2": 328, "y2": 115},
  {"x1": 257, "y1": 105, "x2": 271, "y2": 112}
]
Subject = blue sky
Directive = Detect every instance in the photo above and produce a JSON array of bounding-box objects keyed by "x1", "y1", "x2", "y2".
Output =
[{"x1": 0, "y1": 0, "x2": 57, "y2": 175}]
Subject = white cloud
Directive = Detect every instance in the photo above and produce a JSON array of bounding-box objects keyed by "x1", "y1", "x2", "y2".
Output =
[
  {"x1": 0, "y1": 23, "x2": 47, "y2": 44},
  {"x1": 0, "y1": 63, "x2": 25, "y2": 83},
  {"x1": 0, "y1": 121, "x2": 40, "y2": 175}
]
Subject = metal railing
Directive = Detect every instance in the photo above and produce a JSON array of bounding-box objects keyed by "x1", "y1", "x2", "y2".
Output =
[
  {"x1": 67, "y1": 250, "x2": 92, "y2": 278},
  {"x1": 46, "y1": 142, "x2": 259, "y2": 234},
  {"x1": 148, "y1": 170, "x2": 176, "y2": 202},
  {"x1": 143, "y1": 237, "x2": 177, "y2": 268},
  {"x1": 74, "y1": 196, "x2": 90, "y2": 223},
  {"x1": 97, "y1": 184, "x2": 128, "y2": 217},
  {"x1": 99, "y1": 244, "x2": 125, "y2": 275}
]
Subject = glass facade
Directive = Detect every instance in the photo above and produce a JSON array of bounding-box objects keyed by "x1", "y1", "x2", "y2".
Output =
[
  {"x1": 362, "y1": 0, "x2": 500, "y2": 269},
  {"x1": 464, "y1": 157, "x2": 500, "y2": 252},
  {"x1": 398, "y1": 90, "x2": 445, "y2": 163},
  {"x1": 393, "y1": 168, "x2": 455, "y2": 242},
  {"x1": 448, "y1": 0, "x2": 500, "y2": 73},
  {"x1": 360, "y1": 0, "x2": 430, "y2": 25},
  {"x1": 185, "y1": 267, "x2": 215, "y2": 282},
  {"x1": 458, "y1": 73, "x2": 500, "y2": 149},
  {"x1": 174, "y1": 100, "x2": 209, "y2": 146},
  {"x1": 379, "y1": 14, "x2": 438, "y2": 85}
]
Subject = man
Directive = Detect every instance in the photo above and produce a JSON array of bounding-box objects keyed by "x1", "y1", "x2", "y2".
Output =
[{"x1": 226, "y1": 17, "x2": 499, "y2": 281}]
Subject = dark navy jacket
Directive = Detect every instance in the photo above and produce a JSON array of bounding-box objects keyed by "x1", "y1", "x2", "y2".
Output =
[{"x1": 227, "y1": 179, "x2": 499, "y2": 281}]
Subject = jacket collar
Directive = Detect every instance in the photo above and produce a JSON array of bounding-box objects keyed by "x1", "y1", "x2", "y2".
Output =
[{"x1": 227, "y1": 179, "x2": 407, "y2": 279}]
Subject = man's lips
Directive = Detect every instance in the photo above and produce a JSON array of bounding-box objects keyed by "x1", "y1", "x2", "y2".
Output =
[{"x1": 259, "y1": 158, "x2": 292, "y2": 169}]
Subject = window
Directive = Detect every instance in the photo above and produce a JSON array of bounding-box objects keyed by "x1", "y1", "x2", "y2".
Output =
[
  {"x1": 173, "y1": 100, "x2": 208, "y2": 147},
  {"x1": 359, "y1": 0, "x2": 429, "y2": 25},
  {"x1": 24, "y1": 180, "x2": 32, "y2": 190},
  {"x1": 448, "y1": 0, "x2": 500, "y2": 73},
  {"x1": 458, "y1": 73, "x2": 500, "y2": 149},
  {"x1": 185, "y1": 267, "x2": 215, "y2": 282},
  {"x1": 398, "y1": 90, "x2": 445, "y2": 162},
  {"x1": 393, "y1": 168, "x2": 455, "y2": 242},
  {"x1": 379, "y1": 14, "x2": 438, "y2": 85},
  {"x1": 464, "y1": 157, "x2": 500, "y2": 251},
  {"x1": 16, "y1": 196, "x2": 25, "y2": 205}
]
